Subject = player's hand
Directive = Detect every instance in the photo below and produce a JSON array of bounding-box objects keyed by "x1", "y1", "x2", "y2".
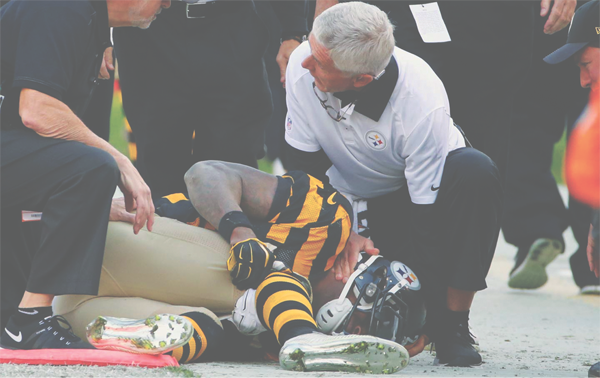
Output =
[
  {"x1": 333, "y1": 231, "x2": 379, "y2": 283},
  {"x1": 116, "y1": 156, "x2": 154, "y2": 234},
  {"x1": 404, "y1": 334, "x2": 430, "y2": 357},
  {"x1": 540, "y1": 0, "x2": 576, "y2": 34},
  {"x1": 98, "y1": 47, "x2": 114, "y2": 80},
  {"x1": 588, "y1": 223, "x2": 599, "y2": 278},
  {"x1": 227, "y1": 238, "x2": 275, "y2": 290},
  {"x1": 277, "y1": 39, "x2": 301, "y2": 88},
  {"x1": 109, "y1": 197, "x2": 136, "y2": 224}
]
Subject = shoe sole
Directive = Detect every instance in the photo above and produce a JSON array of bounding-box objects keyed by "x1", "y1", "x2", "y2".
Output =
[
  {"x1": 279, "y1": 335, "x2": 409, "y2": 374},
  {"x1": 434, "y1": 356, "x2": 482, "y2": 367},
  {"x1": 508, "y1": 238, "x2": 563, "y2": 290},
  {"x1": 86, "y1": 314, "x2": 193, "y2": 355},
  {"x1": 581, "y1": 285, "x2": 600, "y2": 295}
]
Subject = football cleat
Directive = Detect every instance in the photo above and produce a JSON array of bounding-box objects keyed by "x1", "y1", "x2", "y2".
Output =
[
  {"x1": 86, "y1": 314, "x2": 193, "y2": 355},
  {"x1": 509, "y1": 238, "x2": 563, "y2": 289},
  {"x1": 279, "y1": 332, "x2": 410, "y2": 374}
]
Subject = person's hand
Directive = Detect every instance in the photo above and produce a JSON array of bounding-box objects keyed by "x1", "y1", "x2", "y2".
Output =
[
  {"x1": 227, "y1": 238, "x2": 275, "y2": 290},
  {"x1": 540, "y1": 0, "x2": 576, "y2": 34},
  {"x1": 116, "y1": 157, "x2": 154, "y2": 234},
  {"x1": 404, "y1": 334, "x2": 430, "y2": 357},
  {"x1": 587, "y1": 223, "x2": 599, "y2": 278},
  {"x1": 98, "y1": 47, "x2": 114, "y2": 80},
  {"x1": 333, "y1": 231, "x2": 379, "y2": 283},
  {"x1": 276, "y1": 39, "x2": 301, "y2": 88},
  {"x1": 109, "y1": 197, "x2": 136, "y2": 224}
]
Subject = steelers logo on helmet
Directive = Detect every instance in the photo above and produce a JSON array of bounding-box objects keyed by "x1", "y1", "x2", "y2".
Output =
[{"x1": 390, "y1": 261, "x2": 421, "y2": 291}]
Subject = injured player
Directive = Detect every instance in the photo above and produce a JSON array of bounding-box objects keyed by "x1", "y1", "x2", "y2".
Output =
[{"x1": 54, "y1": 161, "x2": 427, "y2": 373}]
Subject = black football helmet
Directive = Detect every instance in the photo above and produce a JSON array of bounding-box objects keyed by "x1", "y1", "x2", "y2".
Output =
[{"x1": 316, "y1": 254, "x2": 426, "y2": 345}]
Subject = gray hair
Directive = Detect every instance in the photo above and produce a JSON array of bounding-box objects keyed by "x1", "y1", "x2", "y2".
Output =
[{"x1": 312, "y1": 2, "x2": 395, "y2": 77}]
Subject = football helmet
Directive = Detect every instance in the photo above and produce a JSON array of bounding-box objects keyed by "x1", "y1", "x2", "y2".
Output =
[{"x1": 316, "y1": 254, "x2": 426, "y2": 346}]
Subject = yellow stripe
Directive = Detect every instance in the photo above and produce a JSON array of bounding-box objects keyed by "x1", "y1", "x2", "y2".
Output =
[
  {"x1": 185, "y1": 335, "x2": 197, "y2": 364},
  {"x1": 262, "y1": 290, "x2": 312, "y2": 330},
  {"x1": 171, "y1": 346, "x2": 183, "y2": 362},
  {"x1": 273, "y1": 309, "x2": 317, "y2": 341},
  {"x1": 164, "y1": 193, "x2": 188, "y2": 204},
  {"x1": 293, "y1": 225, "x2": 328, "y2": 277},
  {"x1": 184, "y1": 316, "x2": 208, "y2": 361}
]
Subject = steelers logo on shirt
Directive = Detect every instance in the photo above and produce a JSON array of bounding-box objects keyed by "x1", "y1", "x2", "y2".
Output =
[{"x1": 365, "y1": 130, "x2": 386, "y2": 150}]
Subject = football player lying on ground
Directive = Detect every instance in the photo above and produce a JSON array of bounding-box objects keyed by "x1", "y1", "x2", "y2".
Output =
[{"x1": 54, "y1": 162, "x2": 425, "y2": 373}]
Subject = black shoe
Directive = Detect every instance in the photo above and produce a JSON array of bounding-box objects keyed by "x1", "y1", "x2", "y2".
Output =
[
  {"x1": 570, "y1": 252, "x2": 600, "y2": 294},
  {"x1": 434, "y1": 323, "x2": 482, "y2": 367},
  {"x1": 508, "y1": 238, "x2": 563, "y2": 289},
  {"x1": 589, "y1": 362, "x2": 600, "y2": 377},
  {"x1": 1, "y1": 315, "x2": 93, "y2": 350}
]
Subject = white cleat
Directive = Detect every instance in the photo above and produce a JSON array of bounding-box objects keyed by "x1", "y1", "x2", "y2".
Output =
[
  {"x1": 86, "y1": 314, "x2": 193, "y2": 355},
  {"x1": 279, "y1": 332, "x2": 410, "y2": 374}
]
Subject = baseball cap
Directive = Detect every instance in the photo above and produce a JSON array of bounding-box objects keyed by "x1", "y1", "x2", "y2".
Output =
[{"x1": 544, "y1": 0, "x2": 600, "y2": 64}]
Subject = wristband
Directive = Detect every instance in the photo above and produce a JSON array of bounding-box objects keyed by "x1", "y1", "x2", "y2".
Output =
[{"x1": 218, "y1": 211, "x2": 254, "y2": 242}]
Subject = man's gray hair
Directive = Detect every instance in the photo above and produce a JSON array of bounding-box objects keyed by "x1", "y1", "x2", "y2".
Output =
[{"x1": 312, "y1": 2, "x2": 395, "y2": 77}]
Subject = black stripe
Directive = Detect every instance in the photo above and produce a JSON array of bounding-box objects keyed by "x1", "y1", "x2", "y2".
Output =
[
  {"x1": 278, "y1": 320, "x2": 318, "y2": 345},
  {"x1": 277, "y1": 172, "x2": 310, "y2": 224},
  {"x1": 310, "y1": 219, "x2": 343, "y2": 277},
  {"x1": 179, "y1": 342, "x2": 190, "y2": 363},
  {"x1": 266, "y1": 176, "x2": 293, "y2": 221},
  {"x1": 268, "y1": 300, "x2": 313, "y2": 330}
]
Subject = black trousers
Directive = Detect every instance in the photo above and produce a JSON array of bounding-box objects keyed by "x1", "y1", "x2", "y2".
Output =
[
  {"x1": 370, "y1": 1, "x2": 534, "y2": 181},
  {"x1": 367, "y1": 148, "x2": 503, "y2": 317},
  {"x1": 502, "y1": 4, "x2": 595, "y2": 287},
  {"x1": 113, "y1": 1, "x2": 272, "y2": 200},
  {"x1": 1, "y1": 128, "x2": 119, "y2": 328}
]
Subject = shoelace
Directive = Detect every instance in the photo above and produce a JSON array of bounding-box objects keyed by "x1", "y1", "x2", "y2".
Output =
[{"x1": 42, "y1": 315, "x2": 82, "y2": 343}]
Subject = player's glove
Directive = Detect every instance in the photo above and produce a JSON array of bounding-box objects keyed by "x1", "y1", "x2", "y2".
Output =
[{"x1": 227, "y1": 238, "x2": 275, "y2": 290}]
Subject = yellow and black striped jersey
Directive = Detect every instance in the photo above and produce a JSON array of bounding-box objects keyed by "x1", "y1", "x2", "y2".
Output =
[{"x1": 155, "y1": 171, "x2": 353, "y2": 279}]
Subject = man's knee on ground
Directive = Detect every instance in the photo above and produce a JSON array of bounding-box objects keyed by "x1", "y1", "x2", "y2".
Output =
[{"x1": 450, "y1": 148, "x2": 501, "y2": 192}]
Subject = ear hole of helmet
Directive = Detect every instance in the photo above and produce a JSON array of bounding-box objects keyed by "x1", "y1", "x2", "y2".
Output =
[{"x1": 315, "y1": 298, "x2": 354, "y2": 334}]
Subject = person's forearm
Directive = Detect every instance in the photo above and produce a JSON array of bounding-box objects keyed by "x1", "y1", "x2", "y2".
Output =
[
  {"x1": 184, "y1": 161, "x2": 244, "y2": 230},
  {"x1": 19, "y1": 88, "x2": 128, "y2": 165},
  {"x1": 315, "y1": 0, "x2": 338, "y2": 18}
]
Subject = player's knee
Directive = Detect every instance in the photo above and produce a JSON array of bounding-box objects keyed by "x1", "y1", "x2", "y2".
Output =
[{"x1": 184, "y1": 160, "x2": 228, "y2": 188}]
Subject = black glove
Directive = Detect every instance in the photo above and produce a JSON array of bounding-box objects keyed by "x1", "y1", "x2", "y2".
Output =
[{"x1": 227, "y1": 238, "x2": 275, "y2": 290}]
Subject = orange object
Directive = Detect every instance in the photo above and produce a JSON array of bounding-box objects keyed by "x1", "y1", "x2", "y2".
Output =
[
  {"x1": 0, "y1": 348, "x2": 179, "y2": 368},
  {"x1": 565, "y1": 87, "x2": 600, "y2": 208}
]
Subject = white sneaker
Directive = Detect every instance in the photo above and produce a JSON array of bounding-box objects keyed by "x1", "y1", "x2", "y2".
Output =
[
  {"x1": 279, "y1": 332, "x2": 409, "y2": 374},
  {"x1": 581, "y1": 285, "x2": 600, "y2": 295},
  {"x1": 231, "y1": 289, "x2": 267, "y2": 336}
]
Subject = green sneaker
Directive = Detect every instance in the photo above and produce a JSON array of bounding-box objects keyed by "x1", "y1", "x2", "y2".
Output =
[
  {"x1": 279, "y1": 332, "x2": 409, "y2": 374},
  {"x1": 86, "y1": 314, "x2": 193, "y2": 355},
  {"x1": 508, "y1": 238, "x2": 563, "y2": 289}
]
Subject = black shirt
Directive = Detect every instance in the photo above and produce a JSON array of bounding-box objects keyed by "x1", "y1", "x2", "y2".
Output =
[{"x1": 0, "y1": 0, "x2": 110, "y2": 130}]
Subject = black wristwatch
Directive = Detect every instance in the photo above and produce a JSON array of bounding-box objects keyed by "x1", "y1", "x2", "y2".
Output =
[{"x1": 280, "y1": 32, "x2": 307, "y2": 44}]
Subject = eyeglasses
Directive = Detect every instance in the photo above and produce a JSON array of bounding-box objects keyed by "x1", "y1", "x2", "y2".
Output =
[{"x1": 312, "y1": 82, "x2": 357, "y2": 122}]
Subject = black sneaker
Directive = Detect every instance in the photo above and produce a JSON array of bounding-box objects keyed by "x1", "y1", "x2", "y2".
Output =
[
  {"x1": 1, "y1": 315, "x2": 93, "y2": 350},
  {"x1": 589, "y1": 361, "x2": 600, "y2": 377},
  {"x1": 508, "y1": 238, "x2": 563, "y2": 289},
  {"x1": 434, "y1": 323, "x2": 482, "y2": 367}
]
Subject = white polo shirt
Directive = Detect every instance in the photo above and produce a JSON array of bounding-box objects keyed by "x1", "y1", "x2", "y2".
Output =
[{"x1": 284, "y1": 42, "x2": 465, "y2": 205}]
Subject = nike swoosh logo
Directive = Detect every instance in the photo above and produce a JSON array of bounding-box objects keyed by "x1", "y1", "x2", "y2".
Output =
[
  {"x1": 431, "y1": 185, "x2": 440, "y2": 191},
  {"x1": 327, "y1": 193, "x2": 336, "y2": 205},
  {"x1": 18, "y1": 309, "x2": 38, "y2": 315},
  {"x1": 5, "y1": 328, "x2": 22, "y2": 343}
]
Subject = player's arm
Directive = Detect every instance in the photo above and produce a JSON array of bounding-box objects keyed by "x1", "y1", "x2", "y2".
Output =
[{"x1": 184, "y1": 161, "x2": 278, "y2": 290}]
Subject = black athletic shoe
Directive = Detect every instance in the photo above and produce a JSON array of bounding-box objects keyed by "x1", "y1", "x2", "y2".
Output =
[
  {"x1": 434, "y1": 323, "x2": 482, "y2": 367},
  {"x1": 589, "y1": 362, "x2": 600, "y2": 377},
  {"x1": 1, "y1": 315, "x2": 93, "y2": 350}
]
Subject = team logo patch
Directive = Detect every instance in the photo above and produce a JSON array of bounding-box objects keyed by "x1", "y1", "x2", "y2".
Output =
[
  {"x1": 365, "y1": 131, "x2": 386, "y2": 150},
  {"x1": 390, "y1": 261, "x2": 421, "y2": 291},
  {"x1": 286, "y1": 117, "x2": 293, "y2": 131}
]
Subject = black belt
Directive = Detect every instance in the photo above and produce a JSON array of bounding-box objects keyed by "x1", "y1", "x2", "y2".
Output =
[{"x1": 186, "y1": 1, "x2": 243, "y2": 19}]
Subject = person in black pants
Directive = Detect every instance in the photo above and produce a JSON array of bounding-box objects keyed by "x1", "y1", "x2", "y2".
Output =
[
  {"x1": 0, "y1": 0, "x2": 162, "y2": 350},
  {"x1": 113, "y1": 0, "x2": 308, "y2": 200},
  {"x1": 504, "y1": 1, "x2": 598, "y2": 294}
]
